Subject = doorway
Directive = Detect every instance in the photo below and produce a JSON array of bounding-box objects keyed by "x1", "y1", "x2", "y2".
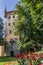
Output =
[{"x1": 10, "y1": 51, "x2": 14, "y2": 56}]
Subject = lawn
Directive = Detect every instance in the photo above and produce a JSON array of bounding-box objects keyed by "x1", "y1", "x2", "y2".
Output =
[
  {"x1": 0, "y1": 62, "x2": 8, "y2": 65},
  {"x1": 0, "y1": 57, "x2": 14, "y2": 65}
]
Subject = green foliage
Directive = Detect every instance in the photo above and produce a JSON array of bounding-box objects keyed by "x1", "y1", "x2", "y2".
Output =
[
  {"x1": 0, "y1": 17, "x2": 4, "y2": 45},
  {"x1": 35, "y1": 58, "x2": 41, "y2": 65},
  {"x1": 14, "y1": 0, "x2": 43, "y2": 52}
]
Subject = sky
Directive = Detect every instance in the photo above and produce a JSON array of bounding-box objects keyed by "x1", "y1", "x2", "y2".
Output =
[{"x1": 0, "y1": 0, "x2": 19, "y2": 21}]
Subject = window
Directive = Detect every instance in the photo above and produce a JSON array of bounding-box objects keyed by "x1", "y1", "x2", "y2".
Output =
[
  {"x1": 8, "y1": 16, "x2": 11, "y2": 19},
  {"x1": 9, "y1": 30, "x2": 11, "y2": 34},
  {"x1": 13, "y1": 22, "x2": 15, "y2": 25},
  {"x1": 13, "y1": 15, "x2": 15, "y2": 18},
  {"x1": 8, "y1": 23, "x2": 11, "y2": 26}
]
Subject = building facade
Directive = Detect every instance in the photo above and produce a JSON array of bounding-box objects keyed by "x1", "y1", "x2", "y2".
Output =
[{"x1": 4, "y1": 9, "x2": 20, "y2": 56}]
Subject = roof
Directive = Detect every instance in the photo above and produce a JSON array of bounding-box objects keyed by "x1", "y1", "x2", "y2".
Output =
[{"x1": 4, "y1": 10, "x2": 17, "y2": 17}]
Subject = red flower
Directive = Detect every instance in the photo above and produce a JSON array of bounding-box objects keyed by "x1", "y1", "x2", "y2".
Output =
[
  {"x1": 32, "y1": 57, "x2": 36, "y2": 61},
  {"x1": 23, "y1": 52, "x2": 29, "y2": 59},
  {"x1": 25, "y1": 55, "x2": 29, "y2": 59},
  {"x1": 16, "y1": 54, "x2": 23, "y2": 59},
  {"x1": 24, "y1": 52, "x2": 29, "y2": 55},
  {"x1": 34, "y1": 53, "x2": 38, "y2": 57},
  {"x1": 39, "y1": 63, "x2": 42, "y2": 65},
  {"x1": 19, "y1": 54, "x2": 23, "y2": 59},
  {"x1": 30, "y1": 61, "x2": 32, "y2": 65},
  {"x1": 16, "y1": 54, "x2": 20, "y2": 58},
  {"x1": 40, "y1": 54, "x2": 43, "y2": 59}
]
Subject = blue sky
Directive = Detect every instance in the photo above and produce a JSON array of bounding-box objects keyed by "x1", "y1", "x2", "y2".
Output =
[{"x1": 0, "y1": 0, "x2": 19, "y2": 21}]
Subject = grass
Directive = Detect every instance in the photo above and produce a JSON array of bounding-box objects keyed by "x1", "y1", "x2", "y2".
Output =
[
  {"x1": 0, "y1": 62, "x2": 8, "y2": 65},
  {"x1": 0, "y1": 57, "x2": 14, "y2": 65},
  {"x1": 0, "y1": 57, "x2": 14, "y2": 62}
]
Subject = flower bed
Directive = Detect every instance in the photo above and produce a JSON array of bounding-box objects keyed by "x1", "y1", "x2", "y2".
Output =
[{"x1": 4, "y1": 52, "x2": 43, "y2": 65}]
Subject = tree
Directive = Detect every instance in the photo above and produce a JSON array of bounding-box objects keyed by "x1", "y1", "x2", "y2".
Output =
[
  {"x1": 0, "y1": 17, "x2": 4, "y2": 45},
  {"x1": 14, "y1": 0, "x2": 43, "y2": 52}
]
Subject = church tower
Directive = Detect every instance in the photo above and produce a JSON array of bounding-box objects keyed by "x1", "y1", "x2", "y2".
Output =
[
  {"x1": 4, "y1": 7, "x2": 20, "y2": 56},
  {"x1": 4, "y1": 8, "x2": 18, "y2": 41}
]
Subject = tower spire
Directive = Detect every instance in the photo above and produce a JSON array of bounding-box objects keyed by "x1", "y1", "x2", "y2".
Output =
[
  {"x1": 5, "y1": 5, "x2": 7, "y2": 12},
  {"x1": 4, "y1": 5, "x2": 7, "y2": 17}
]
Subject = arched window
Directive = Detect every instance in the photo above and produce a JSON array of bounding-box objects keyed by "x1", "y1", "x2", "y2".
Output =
[
  {"x1": 8, "y1": 16, "x2": 11, "y2": 19},
  {"x1": 13, "y1": 15, "x2": 15, "y2": 18},
  {"x1": 13, "y1": 22, "x2": 15, "y2": 25}
]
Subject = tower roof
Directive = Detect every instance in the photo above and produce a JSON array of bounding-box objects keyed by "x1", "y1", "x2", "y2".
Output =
[{"x1": 4, "y1": 10, "x2": 17, "y2": 17}]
